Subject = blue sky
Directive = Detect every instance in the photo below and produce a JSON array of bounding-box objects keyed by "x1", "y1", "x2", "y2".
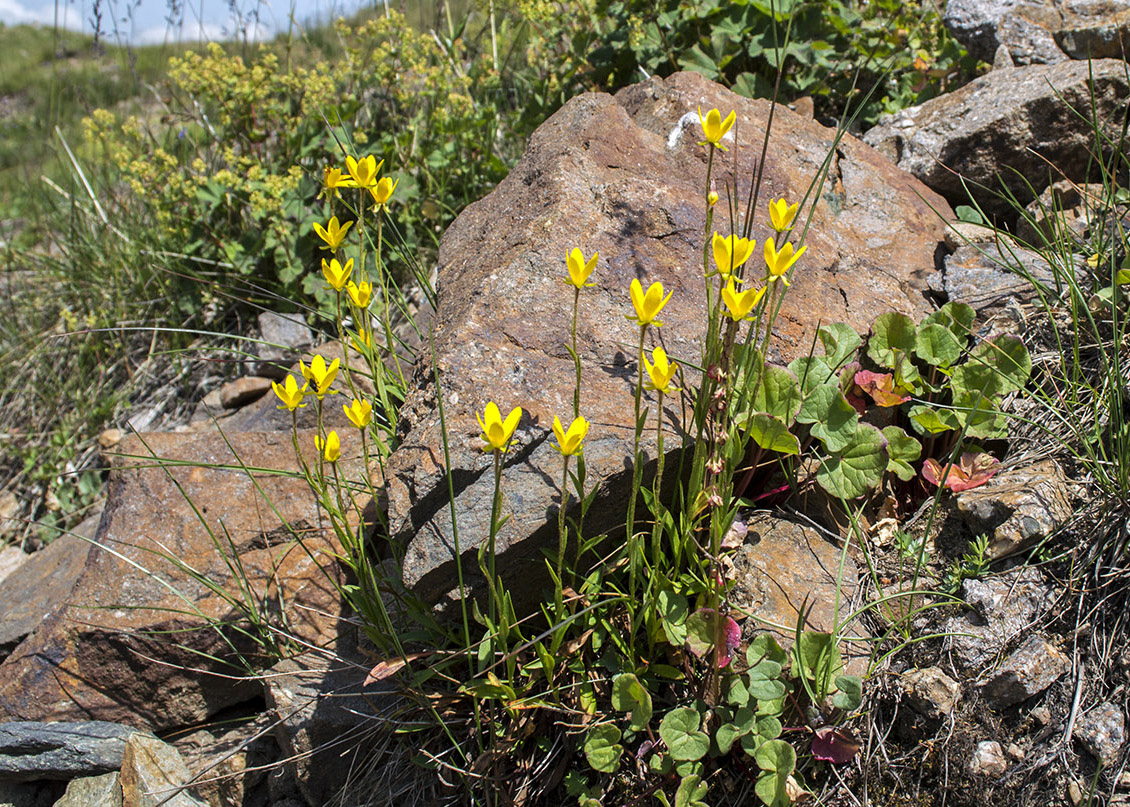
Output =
[{"x1": 0, "y1": 0, "x2": 375, "y2": 43}]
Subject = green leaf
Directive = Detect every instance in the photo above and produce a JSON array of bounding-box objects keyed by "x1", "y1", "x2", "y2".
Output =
[
  {"x1": 747, "y1": 634, "x2": 788, "y2": 667},
  {"x1": 747, "y1": 413, "x2": 801, "y2": 456},
  {"x1": 882, "y1": 426, "x2": 922, "y2": 481},
  {"x1": 754, "y1": 740, "x2": 797, "y2": 807},
  {"x1": 867, "y1": 312, "x2": 917, "y2": 369},
  {"x1": 832, "y1": 674, "x2": 863, "y2": 711},
  {"x1": 755, "y1": 715, "x2": 783, "y2": 741},
  {"x1": 915, "y1": 322, "x2": 964, "y2": 368},
  {"x1": 968, "y1": 334, "x2": 1031, "y2": 395},
  {"x1": 675, "y1": 775, "x2": 710, "y2": 807},
  {"x1": 583, "y1": 725, "x2": 623, "y2": 773},
  {"x1": 752, "y1": 365, "x2": 803, "y2": 425},
  {"x1": 725, "y1": 675, "x2": 750, "y2": 707},
  {"x1": 923, "y1": 302, "x2": 975, "y2": 339},
  {"x1": 797, "y1": 384, "x2": 858, "y2": 453},
  {"x1": 955, "y1": 205, "x2": 986, "y2": 225},
  {"x1": 950, "y1": 392, "x2": 1009, "y2": 439},
  {"x1": 816, "y1": 423, "x2": 888, "y2": 499},
  {"x1": 793, "y1": 632, "x2": 844, "y2": 692},
  {"x1": 611, "y1": 673, "x2": 653, "y2": 732},
  {"x1": 660, "y1": 707, "x2": 711, "y2": 761},
  {"x1": 908, "y1": 404, "x2": 958, "y2": 435},
  {"x1": 657, "y1": 585, "x2": 690, "y2": 646},
  {"x1": 788, "y1": 355, "x2": 834, "y2": 394},
  {"x1": 747, "y1": 661, "x2": 787, "y2": 700},
  {"x1": 818, "y1": 322, "x2": 862, "y2": 368},
  {"x1": 678, "y1": 45, "x2": 720, "y2": 78}
]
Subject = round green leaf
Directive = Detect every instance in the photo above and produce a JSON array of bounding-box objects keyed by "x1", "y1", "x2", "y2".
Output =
[
  {"x1": 818, "y1": 322, "x2": 862, "y2": 368},
  {"x1": 923, "y1": 301, "x2": 976, "y2": 339},
  {"x1": 747, "y1": 634, "x2": 788, "y2": 667},
  {"x1": 815, "y1": 423, "x2": 888, "y2": 499},
  {"x1": 660, "y1": 707, "x2": 710, "y2": 761},
  {"x1": 915, "y1": 322, "x2": 964, "y2": 368},
  {"x1": 747, "y1": 413, "x2": 801, "y2": 456},
  {"x1": 752, "y1": 365, "x2": 803, "y2": 425},
  {"x1": 882, "y1": 425, "x2": 922, "y2": 481},
  {"x1": 788, "y1": 355, "x2": 835, "y2": 394},
  {"x1": 754, "y1": 737, "x2": 797, "y2": 774},
  {"x1": 583, "y1": 724, "x2": 623, "y2": 773},
  {"x1": 675, "y1": 774, "x2": 710, "y2": 807},
  {"x1": 832, "y1": 674, "x2": 863, "y2": 711},
  {"x1": 867, "y1": 312, "x2": 917, "y2": 368},
  {"x1": 798, "y1": 383, "x2": 858, "y2": 453},
  {"x1": 969, "y1": 334, "x2": 1031, "y2": 394},
  {"x1": 611, "y1": 673, "x2": 653, "y2": 731}
]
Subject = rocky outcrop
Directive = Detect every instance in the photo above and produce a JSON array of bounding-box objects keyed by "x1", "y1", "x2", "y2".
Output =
[
  {"x1": 864, "y1": 60, "x2": 1129, "y2": 216},
  {"x1": 387, "y1": 71, "x2": 952, "y2": 608}
]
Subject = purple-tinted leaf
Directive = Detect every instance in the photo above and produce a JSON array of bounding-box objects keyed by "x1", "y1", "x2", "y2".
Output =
[
  {"x1": 684, "y1": 608, "x2": 742, "y2": 668},
  {"x1": 811, "y1": 726, "x2": 861, "y2": 764}
]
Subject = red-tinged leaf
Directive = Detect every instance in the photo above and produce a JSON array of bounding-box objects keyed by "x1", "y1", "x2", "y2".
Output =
[
  {"x1": 363, "y1": 652, "x2": 429, "y2": 686},
  {"x1": 921, "y1": 451, "x2": 1001, "y2": 492},
  {"x1": 811, "y1": 726, "x2": 861, "y2": 764},
  {"x1": 854, "y1": 370, "x2": 911, "y2": 407},
  {"x1": 684, "y1": 608, "x2": 742, "y2": 668}
]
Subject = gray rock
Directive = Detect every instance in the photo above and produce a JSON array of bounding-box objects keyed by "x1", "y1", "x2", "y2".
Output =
[
  {"x1": 250, "y1": 312, "x2": 313, "y2": 380},
  {"x1": 0, "y1": 782, "x2": 63, "y2": 807},
  {"x1": 945, "y1": 566, "x2": 1055, "y2": 670},
  {"x1": 968, "y1": 740, "x2": 1008, "y2": 776},
  {"x1": 170, "y1": 718, "x2": 274, "y2": 807},
  {"x1": 943, "y1": 221, "x2": 999, "y2": 251},
  {"x1": 981, "y1": 634, "x2": 1071, "y2": 708},
  {"x1": 932, "y1": 241, "x2": 1068, "y2": 317},
  {"x1": 1056, "y1": 8, "x2": 1130, "y2": 59},
  {"x1": 1075, "y1": 701, "x2": 1125, "y2": 766},
  {"x1": 0, "y1": 722, "x2": 147, "y2": 783},
  {"x1": 955, "y1": 459, "x2": 1074, "y2": 559},
  {"x1": 942, "y1": 0, "x2": 1062, "y2": 62},
  {"x1": 52, "y1": 772, "x2": 122, "y2": 807},
  {"x1": 864, "y1": 60, "x2": 1130, "y2": 216},
  {"x1": 119, "y1": 734, "x2": 207, "y2": 807},
  {"x1": 901, "y1": 667, "x2": 961, "y2": 719},
  {"x1": 0, "y1": 546, "x2": 27, "y2": 589},
  {"x1": 0, "y1": 535, "x2": 90, "y2": 656},
  {"x1": 996, "y1": 14, "x2": 1069, "y2": 65}
]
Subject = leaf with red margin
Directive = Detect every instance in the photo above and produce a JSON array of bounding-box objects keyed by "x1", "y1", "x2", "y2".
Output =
[
  {"x1": 854, "y1": 370, "x2": 911, "y2": 407},
  {"x1": 921, "y1": 451, "x2": 1001, "y2": 492},
  {"x1": 684, "y1": 608, "x2": 741, "y2": 668}
]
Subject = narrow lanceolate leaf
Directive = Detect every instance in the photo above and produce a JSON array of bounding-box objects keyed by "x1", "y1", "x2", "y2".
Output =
[
  {"x1": 866, "y1": 312, "x2": 917, "y2": 369},
  {"x1": 882, "y1": 425, "x2": 922, "y2": 481},
  {"x1": 816, "y1": 423, "x2": 888, "y2": 500}
]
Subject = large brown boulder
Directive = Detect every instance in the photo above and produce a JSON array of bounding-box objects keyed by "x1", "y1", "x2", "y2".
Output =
[
  {"x1": 387, "y1": 71, "x2": 951, "y2": 608},
  {"x1": 0, "y1": 431, "x2": 355, "y2": 730}
]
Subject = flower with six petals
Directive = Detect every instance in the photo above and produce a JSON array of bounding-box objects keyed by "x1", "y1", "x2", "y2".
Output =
[
  {"x1": 346, "y1": 280, "x2": 372, "y2": 308},
  {"x1": 477, "y1": 402, "x2": 522, "y2": 453},
  {"x1": 698, "y1": 107, "x2": 736, "y2": 151},
  {"x1": 711, "y1": 232, "x2": 756, "y2": 278},
  {"x1": 272, "y1": 374, "x2": 307, "y2": 411},
  {"x1": 552, "y1": 415, "x2": 589, "y2": 456},
  {"x1": 316, "y1": 431, "x2": 341, "y2": 463},
  {"x1": 720, "y1": 279, "x2": 767, "y2": 321},
  {"x1": 627, "y1": 278, "x2": 673, "y2": 327},
  {"x1": 768, "y1": 198, "x2": 799, "y2": 232},
  {"x1": 764, "y1": 239, "x2": 806, "y2": 287},
  {"x1": 322, "y1": 257, "x2": 354, "y2": 291},
  {"x1": 565, "y1": 248, "x2": 598, "y2": 288},
  {"x1": 300, "y1": 355, "x2": 340, "y2": 399},
  {"x1": 643, "y1": 346, "x2": 679, "y2": 394},
  {"x1": 346, "y1": 154, "x2": 383, "y2": 189},
  {"x1": 312, "y1": 216, "x2": 352, "y2": 253},
  {"x1": 343, "y1": 398, "x2": 373, "y2": 429}
]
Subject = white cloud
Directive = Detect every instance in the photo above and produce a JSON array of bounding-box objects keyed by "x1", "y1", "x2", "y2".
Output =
[
  {"x1": 0, "y1": 0, "x2": 82, "y2": 28},
  {"x1": 134, "y1": 15, "x2": 267, "y2": 44}
]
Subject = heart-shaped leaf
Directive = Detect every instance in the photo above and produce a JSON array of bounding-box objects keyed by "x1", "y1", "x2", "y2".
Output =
[
  {"x1": 611, "y1": 673, "x2": 653, "y2": 732},
  {"x1": 752, "y1": 365, "x2": 803, "y2": 426},
  {"x1": 882, "y1": 425, "x2": 922, "y2": 481},
  {"x1": 753, "y1": 740, "x2": 797, "y2": 807},
  {"x1": 747, "y1": 413, "x2": 801, "y2": 456},
  {"x1": 915, "y1": 322, "x2": 964, "y2": 368},
  {"x1": 788, "y1": 355, "x2": 835, "y2": 394},
  {"x1": 923, "y1": 301, "x2": 975, "y2": 339},
  {"x1": 674, "y1": 774, "x2": 710, "y2": 807},
  {"x1": 818, "y1": 322, "x2": 862, "y2": 368},
  {"x1": 867, "y1": 312, "x2": 917, "y2": 369},
  {"x1": 798, "y1": 383, "x2": 859, "y2": 453},
  {"x1": 832, "y1": 674, "x2": 863, "y2": 711},
  {"x1": 583, "y1": 724, "x2": 623, "y2": 773},
  {"x1": 816, "y1": 423, "x2": 888, "y2": 500},
  {"x1": 660, "y1": 707, "x2": 710, "y2": 761}
]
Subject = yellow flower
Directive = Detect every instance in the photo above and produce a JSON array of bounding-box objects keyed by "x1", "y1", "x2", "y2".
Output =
[
  {"x1": 322, "y1": 166, "x2": 355, "y2": 199},
  {"x1": 477, "y1": 402, "x2": 522, "y2": 453},
  {"x1": 627, "y1": 278, "x2": 673, "y2": 327},
  {"x1": 712, "y1": 232, "x2": 756, "y2": 278},
  {"x1": 764, "y1": 239, "x2": 806, "y2": 287},
  {"x1": 698, "y1": 107, "x2": 736, "y2": 151},
  {"x1": 300, "y1": 354, "x2": 340, "y2": 398},
  {"x1": 346, "y1": 280, "x2": 372, "y2": 308},
  {"x1": 322, "y1": 257, "x2": 354, "y2": 292},
  {"x1": 316, "y1": 431, "x2": 341, "y2": 463},
  {"x1": 343, "y1": 398, "x2": 373, "y2": 429},
  {"x1": 707, "y1": 191, "x2": 719, "y2": 207},
  {"x1": 768, "y1": 198, "x2": 799, "y2": 232},
  {"x1": 720, "y1": 279, "x2": 767, "y2": 321},
  {"x1": 346, "y1": 154, "x2": 383, "y2": 189},
  {"x1": 565, "y1": 248, "x2": 598, "y2": 288},
  {"x1": 552, "y1": 415, "x2": 589, "y2": 456},
  {"x1": 643, "y1": 346, "x2": 679, "y2": 394},
  {"x1": 368, "y1": 176, "x2": 398, "y2": 208},
  {"x1": 350, "y1": 330, "x2": 372, "y2": 353},
  {"x1": 271, "y1": 374, "x2": 307, "y2": 411},
  {"x1": 312, "y1": 216, "x2": 353, "y2": 253}
]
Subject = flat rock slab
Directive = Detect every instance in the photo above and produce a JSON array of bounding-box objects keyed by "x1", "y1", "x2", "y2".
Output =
[
  {"x1": 388, "y1": 71, "x2": 950, "y2": 607},
  {"x1": 52, "y1": 772, "x2": 122, "y2": 807},
  {"x1": 0, "y1": 721, "x2": 145, "y2": 783},
  {"x1": 119, "y1": 734, "x2": 207, "y2": 807},
  {"x1": 864, "y1": 60, "x2": 1129, "y2": 216},
  {"x1": 0, "y1": 535, "x2": 90, "y2": 657},
  {"x1": 0, "y1": 431, "x2": 351, "y2": 730},
  {"x1": 980, "y1": 634, "x2": 1070, "y2": 709}
]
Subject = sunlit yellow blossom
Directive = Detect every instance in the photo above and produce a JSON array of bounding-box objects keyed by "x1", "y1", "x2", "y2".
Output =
[
  {"x1": 698, "y1": 107, "x2": 736, "y2": 151},
  {"x1": 764, "y1": 239, "x2": 806, "y2": 287},
  {"x1": 343, "y1": 398, "x2": 373, "y2": 429},
  {"x1": 346, "y1": 154, "x2": 383, "y2": 189},
  {"x1": 643, "y1": 346, "x2": 679, "y2": 394},
  {"x1": 707, "y1": 191, "x2": 719, "y2": 207},
  {"x1": 565, "y1": 248, "x2": 598, "y2": 288},
  {"x1": 477, "y1": 402, "x2": 522, "y2": 453},
  {"x1": 346, "y1": 280, "x2": 372, "y2": 308},
  {"x1": 768, "y1": 198, "x2": 799, "y2": 232},
  {"x1": 271, "y1": 374, "x2": 307, "y2": 411},
  {"x1": 312, "y1": 216, "x2": 352, "y2": 253},
  {"x1": 552, "y1": 415, "x2": 589, "y2": 456},
  {"x1": 322, "y1": 257, "x2": 354, "y2": 292},
  {"x1": 316, "y1": 431, "x2": 341, "y2": 463},
  {"x1": 300, "y1": 355, "x2": 340, "y2": 398},
  {"x1": 368, "y1": 176, "x2": 398, "y2": 208},
  {"x1": 720, "y1": 279, "x2": 767, "y2": 321},
  {"x1": 712, "y1": 233, "x2": 756, "y2": 278},
  {"x1": 322, "y1": 166, "x2": 355, "y2": 199},
  {"x1": 627, "y1": 278, "x2": 672, "y2": 327}
]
